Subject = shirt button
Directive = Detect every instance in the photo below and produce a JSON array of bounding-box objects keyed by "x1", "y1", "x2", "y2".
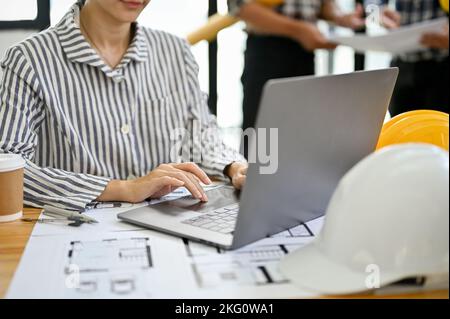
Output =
[
  {"x1": 113, "y1": 76, "x2": 125, "y2": 84},
  {"x1": 121, "y1": 124, "x2": 130, "y2": 134},
  {"x1": 112, "y1": 69, "x2": 122, "y2": 76}
]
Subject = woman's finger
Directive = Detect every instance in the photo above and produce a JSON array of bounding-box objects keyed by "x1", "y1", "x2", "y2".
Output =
[
  {"x1": 146, "y1": 177, "x2": 185, "y2": 197},
  {"x1": 185, "y1": 172, "x2": 208, "y2": 202},
  {"x1": 167, "y1": 171, "x2": 205, "y2": 201},
  {"x1": 155, "y1": 168, "x2": 205, "y2": 200},
  {"x1": 173, "y1": 162, "x2": 212, "y2": 185}
]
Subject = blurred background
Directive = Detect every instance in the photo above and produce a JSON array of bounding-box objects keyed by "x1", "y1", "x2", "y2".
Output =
[{"x1": 0, "y1": 0, "x2": 392, "y2": 133}]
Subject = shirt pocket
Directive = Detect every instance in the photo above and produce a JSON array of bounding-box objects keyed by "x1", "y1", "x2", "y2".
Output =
[
  {"x1": 140, "y1": 91, "x2": 188, "y2": 127},
  {"x1": 137, "y1": 91, "x2": 188, "y2": 161}
]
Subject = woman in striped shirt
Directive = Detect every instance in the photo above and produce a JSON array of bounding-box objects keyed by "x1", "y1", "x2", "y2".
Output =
[{"x1": 0, "y1": 0, "x2": 248, "y2": 210}]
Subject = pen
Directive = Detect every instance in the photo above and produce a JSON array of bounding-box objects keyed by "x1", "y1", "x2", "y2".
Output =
[
  {"x1": 43, "y1": 205, "x2": 99, "y2": 224},
  {"x1": 90, "y1": 202, "x2": 134, "y2": 209},
  {"x1": 23, "y1": 217, "x2": 72, "y2": 223},
  {"x1": 22, "y1": 218, "x2": 84, "y2": 227}
]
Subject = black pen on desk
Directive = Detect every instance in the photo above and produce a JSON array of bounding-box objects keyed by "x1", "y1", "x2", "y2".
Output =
[{"x1": 23, "y1": 218, "x2": 71, "y2": 223}]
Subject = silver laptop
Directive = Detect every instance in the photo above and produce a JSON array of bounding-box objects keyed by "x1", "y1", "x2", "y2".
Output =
[{"x1": 118, "y1": 68, "x2": 399, "y2": 250}]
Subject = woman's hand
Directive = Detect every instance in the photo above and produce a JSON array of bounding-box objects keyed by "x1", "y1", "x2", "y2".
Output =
[
  {"x1": 225, "y1": 162, "x2": 249, "y2": 190},
  {"x1": 291, "y1": 21, "x2": 338, "y2": 51},
  {"x1": 97, "y1": 163, "x2": 212, "y2": 203}
]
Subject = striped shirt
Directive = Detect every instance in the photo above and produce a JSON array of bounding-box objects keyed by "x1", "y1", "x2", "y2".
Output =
[
  {"x1": 228, "y1": 0, "x2": 326, "y2": 22},
  {"x1": 0, "y1": 3, "x2": 245, "y2": 211}
]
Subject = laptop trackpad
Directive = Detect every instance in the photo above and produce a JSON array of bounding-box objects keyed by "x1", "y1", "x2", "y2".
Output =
[{"x1": 152, "y1": 186, "x2": 240, "y2": 216}]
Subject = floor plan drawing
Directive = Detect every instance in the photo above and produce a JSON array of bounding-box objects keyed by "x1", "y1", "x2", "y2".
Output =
[
  {"x1": 6, "y1": 191, "x2": 325, "y2": 299},
  {"x1": 182, "y1": 218, "x2": 324, "y2": 290},
  {"x1": 64, "y1": 237, "x2": 154, "y2": 298}
]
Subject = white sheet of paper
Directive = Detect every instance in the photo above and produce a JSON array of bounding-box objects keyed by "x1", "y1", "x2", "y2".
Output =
[
  {"x1": 6, "y1": 185, "x2": 325, "y2": 298},
  {"x1": 329, "y1": 18, "x2": 448, "y2": 54},
  {"x1": 7, "y1": 219, "x2": 325, "y2": 298}
]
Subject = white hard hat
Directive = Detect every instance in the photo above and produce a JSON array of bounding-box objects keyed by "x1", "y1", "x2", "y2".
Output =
[{"x1": 280, "y1": 143, "x2": 449, "y2": 295}]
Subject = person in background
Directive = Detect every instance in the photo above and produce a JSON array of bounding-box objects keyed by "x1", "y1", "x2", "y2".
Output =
[
  {"x1": 228, "y1": 0, "x2": 367, "y2": 131},
  {"x1": 382, "y1": 0, "x2": 449, "y2": 116},
  {"x1": 0, "y1": 0, "x2": 248, "y2": 210}
]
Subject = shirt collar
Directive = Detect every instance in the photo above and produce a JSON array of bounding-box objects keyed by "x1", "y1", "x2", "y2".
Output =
[{"x1": 56, "y1": 3, "x2": 148, "y2": 76}]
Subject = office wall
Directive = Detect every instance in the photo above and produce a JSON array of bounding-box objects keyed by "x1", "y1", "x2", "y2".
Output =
[
  {"x1": 0, "y1": 0, "x2": 38, "y2": 21},
  {"x1": 0, "y1": 30, "x2": 36, "y2": 78},
  {"x1": 0, "y1": 0, "x2": 41, "y2": 79}
]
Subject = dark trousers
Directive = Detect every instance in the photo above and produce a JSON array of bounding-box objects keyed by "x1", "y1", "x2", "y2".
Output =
[
  {"x1": 241, "y1": 35, "x2": 315, "y2": 130},
  {"x1": 390, "y1": 57, "x2": 449, "y2": 116}
]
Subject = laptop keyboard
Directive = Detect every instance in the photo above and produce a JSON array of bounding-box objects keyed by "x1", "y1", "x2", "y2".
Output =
[{"x1": 182, "y1": 204, "x2": 239, "y2": 234}]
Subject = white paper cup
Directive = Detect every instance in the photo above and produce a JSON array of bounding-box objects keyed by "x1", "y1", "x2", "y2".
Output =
[{"x1": 0, "y1": 154, "x2": 26, "y2": 222}]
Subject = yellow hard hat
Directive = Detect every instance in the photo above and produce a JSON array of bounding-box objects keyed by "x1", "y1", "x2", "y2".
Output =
[
  {"x1": 440, "y1": 0, "x2": 449, "y2": 13},
  {"x1": 376, "y1": 110, "x2": 449, "y2": 151}
]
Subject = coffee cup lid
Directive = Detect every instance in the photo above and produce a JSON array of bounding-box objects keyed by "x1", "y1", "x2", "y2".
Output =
[{"x1": 0, "y1": 153, "x2": 26, "y2": 172}]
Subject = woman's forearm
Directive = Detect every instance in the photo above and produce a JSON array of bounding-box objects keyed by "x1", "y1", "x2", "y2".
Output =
[{"x1": 96, "y1": 180, "x2": 130, "y2": 202}]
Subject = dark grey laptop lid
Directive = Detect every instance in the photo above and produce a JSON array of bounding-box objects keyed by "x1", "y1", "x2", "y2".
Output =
[{"x1": 231, "y1": 68, "x2": 399, "y2": 249}]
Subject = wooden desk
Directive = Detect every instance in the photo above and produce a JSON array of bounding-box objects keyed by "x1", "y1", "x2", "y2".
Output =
[
  {"x1": 0, "y1": 208, "x2": 41, "y2": 298},
  {"x1": 0, "y1": 208, "x2": 448, "y2": 299}
]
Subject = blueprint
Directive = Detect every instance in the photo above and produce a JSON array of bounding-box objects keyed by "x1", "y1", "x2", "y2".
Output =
[
  {"x1": 329, "y1": 17, "x2": 448, "y2": 54},
  {"x1": 6, "y1": 186, "x2": 325, "y2": 299}
]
